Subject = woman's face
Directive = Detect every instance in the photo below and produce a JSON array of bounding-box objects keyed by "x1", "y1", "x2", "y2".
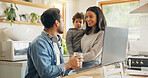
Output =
[{"x1": 86, "y1": 11, "x2": 97, "y2": 28}]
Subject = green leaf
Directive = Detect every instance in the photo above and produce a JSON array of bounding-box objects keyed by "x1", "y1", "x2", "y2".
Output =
[
  {"x1": 11, "y1": 4, "x2": 13, "y2": 8},
  {"x1": 14, "y1": 3, "x2": 18, "y2": 10},
  {"x1": 11, "y1": 19, "x2": 14, "y2": 22},
  {"x1": 10, "y1": 23, "x2": 12, "y2": 26}
]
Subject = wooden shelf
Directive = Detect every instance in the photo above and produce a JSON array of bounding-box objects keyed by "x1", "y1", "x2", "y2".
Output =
[
  {"x1": 0, "y1": 0, "x2": 51, "y2": 9},
  {"x1": 0, "y1": 20, "x2": 43, "y2": 26}
]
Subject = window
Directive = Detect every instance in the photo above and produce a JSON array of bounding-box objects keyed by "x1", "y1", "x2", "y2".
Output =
[{"x1": 98, "y1": 0, "x2": 140, "y2": 40}]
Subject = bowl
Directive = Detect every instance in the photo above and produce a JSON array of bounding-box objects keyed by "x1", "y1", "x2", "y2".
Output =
[{"x1": 3, "y1": 26, "x2": 34, "y2": 41}]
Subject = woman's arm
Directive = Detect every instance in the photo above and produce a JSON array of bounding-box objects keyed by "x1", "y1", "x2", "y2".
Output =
[{"x1": 83, "y1": 32, "x2": 104, "y2": 62}]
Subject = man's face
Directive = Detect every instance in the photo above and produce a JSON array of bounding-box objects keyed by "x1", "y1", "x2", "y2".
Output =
[{"x1": 57, "y1": 17, "x2": 64, "y2": 34}]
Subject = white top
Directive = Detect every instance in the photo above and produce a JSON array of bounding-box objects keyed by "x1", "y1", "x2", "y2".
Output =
[
  {"x1": 81, "y1": 30, "x2": 104, "y2": 62},
  {"x1": 53, "y1": 43, "x2": 60, "y2": 65}
]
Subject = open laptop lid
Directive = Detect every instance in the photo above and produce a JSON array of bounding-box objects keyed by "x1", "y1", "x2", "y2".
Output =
[
  {"x1": 101, "y1": 27, "x2": 128, "y2": 66},
  {"x1": 73, "y1": 27, "x2": 128, "y2": 72}
]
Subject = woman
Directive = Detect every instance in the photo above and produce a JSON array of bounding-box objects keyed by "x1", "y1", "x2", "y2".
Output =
[{"x1": 81, "y1": 6, "x2": 107, "y2": 67}]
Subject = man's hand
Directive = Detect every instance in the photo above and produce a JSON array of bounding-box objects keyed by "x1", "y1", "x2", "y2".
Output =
[{"x1": 65, "y1": 56, "x2": 83, "y2": 70}]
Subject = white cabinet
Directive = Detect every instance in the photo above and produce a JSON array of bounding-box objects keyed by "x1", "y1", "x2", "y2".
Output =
[{"x1": 0, "y1": 61, "x2": 27, "y2": 78}]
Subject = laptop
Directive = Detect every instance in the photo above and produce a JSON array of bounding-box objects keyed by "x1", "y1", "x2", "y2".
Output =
[{"x1": 73, "y1": 27, "x2": 128, "y2": 73}]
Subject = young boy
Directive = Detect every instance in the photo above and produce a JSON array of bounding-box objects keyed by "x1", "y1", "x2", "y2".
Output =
[{"x1": 66, "y1": 12, "x2": 85, "y2": 56}]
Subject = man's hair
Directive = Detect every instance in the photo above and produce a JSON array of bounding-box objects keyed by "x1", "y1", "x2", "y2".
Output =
[
  {"x1": 41, "y1": 8, "x2": 61, "y2": 28},
  {"x1": 72, "y1": 12, "x2": 84, "y2": 23}
]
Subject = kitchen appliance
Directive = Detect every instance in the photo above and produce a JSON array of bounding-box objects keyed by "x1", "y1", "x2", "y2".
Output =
[
  {"x1": 127, "y1": 55, "x2": 148, "y2": 70},
  {"x1": 0, "y1": 41, "x2": 30, "y2": 61}
]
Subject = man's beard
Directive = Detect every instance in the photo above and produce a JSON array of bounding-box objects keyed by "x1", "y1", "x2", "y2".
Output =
[{"x1": 58, "y1": 28, "x2": 63, "y2": 34}]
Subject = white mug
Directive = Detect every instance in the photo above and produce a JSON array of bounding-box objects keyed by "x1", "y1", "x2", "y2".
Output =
[{"x1": 74, "y1": 52, "x2": 83, "y2": 68}]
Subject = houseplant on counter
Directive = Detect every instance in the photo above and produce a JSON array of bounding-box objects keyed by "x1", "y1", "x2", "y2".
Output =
[{"x1": 4, "y1": 3, "x2": 18, "y2": 25}]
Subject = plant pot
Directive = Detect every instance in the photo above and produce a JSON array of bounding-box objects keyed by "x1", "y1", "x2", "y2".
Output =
[
  {"x1": 8, "y1": 8, "x2": 16, "y2": 21},
  {"x1": 31, "y1": 16, "x2": 37, "y2": 23}
]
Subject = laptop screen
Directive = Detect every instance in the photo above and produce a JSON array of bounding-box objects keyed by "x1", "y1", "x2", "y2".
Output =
[
  {"x1": 101, "y1": 27, "x2": 128, "y2": 66},
  {"x1": 73, "y1": 27, "x2": 128, "y2": 73}
]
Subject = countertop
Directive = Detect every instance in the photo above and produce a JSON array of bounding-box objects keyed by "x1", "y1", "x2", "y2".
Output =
[
  {"x1": 63, "y1": 67, "x2": 104, "y2": 78},
  {"x1": 0, "y1": 56, "x2": 69, "y2": 67},
  {"x1": 62, "y1": 65, "x2": 148, "y2": 78},
  {"x1": 0, "y1": 60, "x2": 27, "y2": 67}
]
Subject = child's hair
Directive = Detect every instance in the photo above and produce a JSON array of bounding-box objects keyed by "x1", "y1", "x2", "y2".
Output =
[{"x1": 72, "y1": 12, "x2": 85, "y2": 23}]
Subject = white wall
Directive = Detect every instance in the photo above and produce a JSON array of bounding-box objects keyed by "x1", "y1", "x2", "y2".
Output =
[
  {"x1": 66, "y1": 0, "x2": 79, "y2": 30},
  {"x1": 66, "y1": 0, "x2": 99, "y2": 31},
  {"x1": 0, "y1": 1, "x2": 45, "y2": 41},
  {"x1": 67, "y1": 0, "x2": 148, "y2": 55},
  {"x1": 129, "y1": 0, "x2": 148, "y2": 55},
  {"x1": 139, "y1": 0, "x2": 148, "y2": 52},
  {"x1": 78, "y1": 0, "x2": 99, "y2": 12},
  {"x1": 1, "y1": 0, "x2": 148, "y2": 54}
]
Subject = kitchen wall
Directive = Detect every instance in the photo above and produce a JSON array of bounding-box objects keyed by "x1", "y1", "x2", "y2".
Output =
[
  {"x1": 0, "y1": 1, "x2": 45, "y2": 41},
  {"x1": 66, "y1": 0, "x2": 100, "y2": 29},
  {"x1": 67, "y1": 0, "x2": 148, "y2": 55},
  {"x1": 66, "y1": 0, "x2": 79, "y2": 29},
  {"x1": 1, "y1": 0, "x2": 148, "y2": 55},
  {"x1": 129, "y1": 0, "x2": 148, "y2": 55},
  {"x1": 0, "y1": 0, "x2": 100, "y2": 41},
  {"x1": 139, "y1": 0, "x2": 148, "y2": 52},
  {"x1": 0, "y1": 0, "x2": 74, "y2": 41}
]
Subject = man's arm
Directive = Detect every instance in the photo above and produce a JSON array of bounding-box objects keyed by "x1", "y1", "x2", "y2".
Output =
[
  {"x1": 31, "y1": 40, "x2": 64, "y2": 78},
  {"x1": 31, "y1": 39, "x2": 82, "y2": 78}
]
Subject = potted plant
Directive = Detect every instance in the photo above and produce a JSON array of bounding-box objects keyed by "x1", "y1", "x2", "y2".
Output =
[
  {"x1": 62, "y1": 39, "x2": 69, "y2": 56},
  {"x1": 4, "y1": 3, "x2": 18, "y2": 23},
  {"x1": 37, "y1": 15, "x2": 41, "y2": 23},
  {"x1": 30, "y1": 13, "x2": 38, "y2": 23}
]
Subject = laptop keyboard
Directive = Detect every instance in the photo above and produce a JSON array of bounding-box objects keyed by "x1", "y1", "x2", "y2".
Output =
[{"x1": 73, "y1": 64, "x2": 102, "y2": 73}]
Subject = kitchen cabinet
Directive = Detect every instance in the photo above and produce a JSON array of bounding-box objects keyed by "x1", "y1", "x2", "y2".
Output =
[
  {"x1": 130, "y1": 3, "x2": 148, "y2": 15},
  {"x1": 0, "y1": 61, "x2": 27, "y2": 78}
]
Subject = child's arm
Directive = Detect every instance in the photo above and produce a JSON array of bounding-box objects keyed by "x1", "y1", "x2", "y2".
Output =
[{"x1": 66, "y1": 30, "x2": 74, "y2": 55}]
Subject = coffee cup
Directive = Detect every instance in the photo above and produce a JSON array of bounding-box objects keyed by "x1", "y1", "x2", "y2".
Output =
[{"x1": 74, "y1": 52, "x2": 83, "y2": 68}]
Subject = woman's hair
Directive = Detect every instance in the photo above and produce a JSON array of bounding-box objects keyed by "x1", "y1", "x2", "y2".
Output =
[
  {"x1": 72, "y1": 12, "x2": 85, "y2": 24},
  {"x1": 85, "y1": 6, "x2": 107, "y2": 35}
]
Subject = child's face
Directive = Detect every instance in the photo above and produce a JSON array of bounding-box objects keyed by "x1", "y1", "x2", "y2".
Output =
[{"x1": 73, "y1": 18, "x2": 84, "y2": 28}]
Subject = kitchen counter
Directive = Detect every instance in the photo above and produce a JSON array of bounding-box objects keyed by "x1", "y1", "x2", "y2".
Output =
[
  {"x1": 0, "y1": 60, "x2": 27, "y2": 78},
  {"x1": 63, "y1": 67, "x2": 104, "y2": 78},
  {"x1": 62, "y1": 65, "x2": 148, "y2": 78},
  {"x1": 0, "y1": 60, "x2": 27, "y2": 67}
]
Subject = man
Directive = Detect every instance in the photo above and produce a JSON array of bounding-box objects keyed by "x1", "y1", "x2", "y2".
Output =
[{"x1": 25, "y1": 8, "x2": 82, "y2": 78}]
